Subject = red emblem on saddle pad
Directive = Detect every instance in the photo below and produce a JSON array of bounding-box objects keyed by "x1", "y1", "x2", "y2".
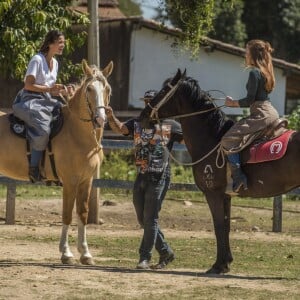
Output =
[{"x1": 247, "y1": 130, "x2": 295, "y2": 164}]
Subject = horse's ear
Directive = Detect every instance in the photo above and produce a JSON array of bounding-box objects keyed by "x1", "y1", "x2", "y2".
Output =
[
  {"x1": 82, "y1": 59, "x2": 93, "y2": 77},
  {"x1": 102, "y1": 61, "x2": 114, "y2": 78},
  {"x1": 172, "y1": 68, "x2": 182, "y2": 84},
  {"x1": 182, "y1": 68, "x2": 187, "y2": 78}
]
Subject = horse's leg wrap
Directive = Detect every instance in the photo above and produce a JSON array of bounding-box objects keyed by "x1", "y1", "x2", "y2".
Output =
[
  {"x1": 77, "y1": 217, "x2": 94, "y2": 265},
  {"x1": 59, "y1": 224, "x2": 75, "y2": 264}
]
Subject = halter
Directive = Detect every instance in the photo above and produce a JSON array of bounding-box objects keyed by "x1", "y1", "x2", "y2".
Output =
[
  {"x1": 147, "y1": 80, "x2": 227, "y2": 167},
  {"x1": 149, "y1": 80, "x2": 183, "y2": 120},
  {"x1": 149, "y1": 81, "x2": 226, "y2": 122},
  {"x1": 79, "y1": 75, "x2": 111, "y2": 128}
]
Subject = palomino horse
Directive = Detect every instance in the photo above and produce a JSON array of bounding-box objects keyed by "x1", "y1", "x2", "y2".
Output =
[
  {"x1": 139, "y1": 69, "x2": 300, "y2": 274},
  {"x1": 0, "y1": 60, "x2": 113, "y2": 265}
]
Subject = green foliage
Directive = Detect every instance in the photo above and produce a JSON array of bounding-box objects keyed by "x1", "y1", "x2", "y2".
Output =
[
  {"x1": 164, "y1": 0, "x2": 215, "y2": 56},
  {"x1": 151, "y1": 0, "x2": 300, "y2": 63},
  {"x1": 209, "y1": 0, "x2": 246, "y2": 47},
  {"x1": 118, "y1": 0, "x2": 142, "y2": 17},
  {"x1": 242, "y1": 0, "x2": 300, "y2": 63},
  {"x1": 102, "y1": 150, "x2": 137, "y2": 181},
  {"x1": 156, "y1": 0, "x2": 238, "y2": 56},
  {"x1": 0, "y1": 0, "x2": 90, "y2": 81},
  {"x1": 287, "y1": 105, "x2": 300, "y2": 130},
  {"x1": 101, "y1": 149, "x2": 195, "y2": 184},
  {"x1": 0, "y1": 184, "x2": 62, "y2": 199}
]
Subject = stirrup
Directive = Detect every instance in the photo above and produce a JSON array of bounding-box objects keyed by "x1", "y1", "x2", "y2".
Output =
[
  {"x1": 28, "y1": 166, "x2": 44, "y2": 183},
  {"x1": 232, "y1": 176, "x2": 248, "y2": 193},
  {"x1": 233, "y1": 182, "x2": 247, "y2": 193}
]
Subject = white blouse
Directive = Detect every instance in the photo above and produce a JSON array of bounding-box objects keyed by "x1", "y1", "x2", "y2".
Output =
[{"x1": 25, "y1": 53, "x2": 58, "y2": 87}]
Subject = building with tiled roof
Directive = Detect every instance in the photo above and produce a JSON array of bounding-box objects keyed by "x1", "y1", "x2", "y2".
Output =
[{"x1": 70, "y1": 0, "x2": 125, "y2": 19}]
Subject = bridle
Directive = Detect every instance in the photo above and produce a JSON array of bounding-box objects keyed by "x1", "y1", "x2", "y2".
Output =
[
  {"x1": 149, "y1": 79, "x2": 183, "y2": 120},
  {"x1": 79, "y1": 75, "x2": 111, "y2": 128},
  {"x1": 148, "y1": 80, "x2": 226, "y2": 123},
  {"x1": 146, "y1": 79, "x2": 227, "y2": 168}
]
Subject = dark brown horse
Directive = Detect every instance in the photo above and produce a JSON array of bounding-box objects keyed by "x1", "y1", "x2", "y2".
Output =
[{"x1": 139, "y1": 69, "x2": 300, "y2": 274}]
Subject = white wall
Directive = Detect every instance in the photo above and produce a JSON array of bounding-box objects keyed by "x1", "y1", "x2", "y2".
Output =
[{"x1": 129, "y1": 27, "x2": 286, "y2": 115}]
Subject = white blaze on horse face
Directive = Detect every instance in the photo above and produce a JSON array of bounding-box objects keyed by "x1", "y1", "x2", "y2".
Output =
[{"x1": 93, "y1": 80, "x2": 106, "y2": 127}]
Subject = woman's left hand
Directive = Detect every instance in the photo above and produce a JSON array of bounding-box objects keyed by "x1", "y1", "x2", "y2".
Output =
[
  {"x1": 225, "y1": 96, "x2": 239, "y2": 107},
  {"x1": 50, "y1": 84, "x2": 66, "y2": 96}
]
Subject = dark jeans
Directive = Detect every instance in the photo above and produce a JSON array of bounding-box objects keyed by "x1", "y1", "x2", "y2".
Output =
[{"x1": 133, "y1": 171, "x2": 173, "y2": 261}]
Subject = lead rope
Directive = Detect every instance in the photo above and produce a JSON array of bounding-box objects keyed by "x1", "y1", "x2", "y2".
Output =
[
  {"x1": 164, "y1": 142, "x2": 224, "y2": 167},
  {"x1": 162, "y1": 142, "x2": 226, "y2": 168},
  {"x1": 155, "y1": 117, "x2": 226, "y2": 168}
]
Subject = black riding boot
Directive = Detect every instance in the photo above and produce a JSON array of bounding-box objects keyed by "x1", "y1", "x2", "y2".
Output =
[
  {"x1": 227, "y1": 153, "x2": 248, "y2": 193},
  {"x1": 29, "y1": 166, "x2": 42, "y2": 183}
]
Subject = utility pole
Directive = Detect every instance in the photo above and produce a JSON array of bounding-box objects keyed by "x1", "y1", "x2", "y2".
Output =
[
  {"x1": 87, "y1": 0, "x2": 100, "y2": 224},
  {"x1": 87, "y1": 0, "x2": 100, "y2": 66}
]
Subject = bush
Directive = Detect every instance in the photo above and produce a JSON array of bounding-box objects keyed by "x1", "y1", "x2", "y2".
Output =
[{"x1": 287, "y1": 105, "x2": 300, "y2": 130}]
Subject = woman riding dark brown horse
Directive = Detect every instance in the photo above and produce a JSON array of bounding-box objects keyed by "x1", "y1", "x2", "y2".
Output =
[
  {"x1": 139, "y1": 69, "x2": 300, "y2": 274},
  {"x1": 222, "y1": 40, "x2": 279, "y2": 193}
]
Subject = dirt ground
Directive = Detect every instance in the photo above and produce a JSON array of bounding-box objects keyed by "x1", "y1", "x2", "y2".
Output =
[{"x1": 0, "y1": 195, "x2": 299, "y2": 300}]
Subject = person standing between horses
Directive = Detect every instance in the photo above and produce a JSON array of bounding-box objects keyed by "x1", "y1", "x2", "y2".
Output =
[
  {"x1": 105, "y1": 90, "x2": 183, "y2": 270},
  {"x1": 12, "y1": 30, "x2": 68, "y2": 183},
  {"x1": 221, "y1": 39, "x2": 279, "y2": 192}
]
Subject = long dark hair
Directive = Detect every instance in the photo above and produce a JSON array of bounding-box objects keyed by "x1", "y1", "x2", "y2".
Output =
[{"x1": 39, "y1": 30, "x2": 64, "y2": 54}]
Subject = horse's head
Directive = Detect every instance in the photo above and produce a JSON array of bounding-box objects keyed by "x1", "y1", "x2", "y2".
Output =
[
  {"x1": 79, "y1": 59, "x2": 113, "y2": 128},
  {"x1": 139, "y1": 68, "x2": 186, "y2": 127}
]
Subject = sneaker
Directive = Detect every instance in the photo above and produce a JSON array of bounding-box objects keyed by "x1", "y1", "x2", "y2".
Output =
[
  {"x1": 151, "y1": 253, "x2": 175, "y2": 269},
  {"x1": 136, "y1": 259, "x2": 150, "y2": 270}
]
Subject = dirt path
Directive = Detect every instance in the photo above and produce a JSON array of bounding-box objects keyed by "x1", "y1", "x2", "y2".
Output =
[{"x1": 0, "y1": 197, "x2": 299, "y2": 299}]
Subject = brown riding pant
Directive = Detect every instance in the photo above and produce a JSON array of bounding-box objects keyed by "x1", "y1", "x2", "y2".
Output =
[{"x1": 221, "y1": 101, "x2": 279, "y2": 154}]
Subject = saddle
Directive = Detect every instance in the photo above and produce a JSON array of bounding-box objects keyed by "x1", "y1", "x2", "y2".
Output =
[
  {"x1": 241, "y1": 118, "x2": 294, "y2": 164},
  {"x1": 9, "y1": 105, "x2": 63, "y2": 139},
  {"x1": 9, "y1": 106, "x2": 64, "y2": 186}
]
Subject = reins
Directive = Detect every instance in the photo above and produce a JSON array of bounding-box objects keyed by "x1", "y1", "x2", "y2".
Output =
[
  {"x1": 151, "y1": 89, "x2": 227, "y2": 120},
  {"x1": 150, "y1": 84, "x2": 227, "y2": 167}
]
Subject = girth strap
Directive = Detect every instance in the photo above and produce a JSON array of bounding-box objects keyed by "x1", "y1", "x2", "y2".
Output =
[
  {"x1": 47, "y1": 140, "x2": 60, "y2": 181},
  {"x1": 26, "y1": 140, "x2": 31, "y2": 164}
]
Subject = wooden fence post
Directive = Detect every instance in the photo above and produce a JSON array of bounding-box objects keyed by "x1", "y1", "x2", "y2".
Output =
[
  {"x1": 6, "y1": 181, "x2": 16, "y2": 225},
  {"x1": 272, "y1": 195, "x2": 282, "y2": 232}
]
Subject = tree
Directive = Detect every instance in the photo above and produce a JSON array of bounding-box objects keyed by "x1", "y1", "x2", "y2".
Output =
[
  {"x1": 208, "y1": 0, "x2": 246, "y2": 47},
  {"x1": 287, "y1": 106, "x2": 300, "y2": 130},
  {"x1": 0, "y1": 0, "x2": 90, "y2": 82},
  {"x1": 118, "y1": 0, "x2": 142, "y2": 17},
  {"x1": 151, "y1": 0, "x2": 299, "y2": 63},
  {"x1": 242, "y1": 0, "x2": 300, "y2": 63},
  {"x1": 156, "y1": 0, "x2": 238, "y2": 56}
]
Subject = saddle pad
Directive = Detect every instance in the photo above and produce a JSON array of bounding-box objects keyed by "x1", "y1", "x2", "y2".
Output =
[
  {"x1": 9, "y1": 105, "x2": 64, "y2": 139},
  {"x1": 247, "y1": 130, "x2": 295, "y2": 164}
]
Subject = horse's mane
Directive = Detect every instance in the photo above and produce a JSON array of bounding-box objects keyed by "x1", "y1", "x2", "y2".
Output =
[{"x1": 168, "y1": 76, "x2": 234, "y2": 139}]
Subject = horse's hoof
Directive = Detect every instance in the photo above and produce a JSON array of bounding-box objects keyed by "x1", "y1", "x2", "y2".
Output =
[
  {"x1": 206, "y1": 265, "x2": 230, "y2": 274},
  {"x1": 61, "y1": 255, "x2": 75, "y2": 265},
  {"x1": 80, "y1": 256, "x2": 95, "y2": 265}
]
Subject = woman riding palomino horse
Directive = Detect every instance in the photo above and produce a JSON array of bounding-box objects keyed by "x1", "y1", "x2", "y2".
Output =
[
  {"x1": 221, "y1": 40, "x2": 279, "y2": 193},
  {"x1": 139, "y1": 45, "x2": 300, "y2": 274},
  {"x1": 0, "y1": 59, "x2": 113, "y2": 265},
  {"x1": 13, "y1": 30, "x2": 70, "y2": 183}
]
